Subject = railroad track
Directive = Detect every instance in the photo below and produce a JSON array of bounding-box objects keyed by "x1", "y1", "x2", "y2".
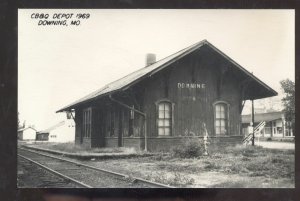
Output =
[
  {"x1": 18, "y1": 156, "x2": 85, "y2": 188},
  {"x1": 18, "y1": 147, "x2": 173, "y2": 188}
]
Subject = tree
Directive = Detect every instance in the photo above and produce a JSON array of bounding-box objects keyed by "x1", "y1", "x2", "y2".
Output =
[
  {"x1": 18, "y1": 112, "x2": 26, "y2": 129},
  {"x1": 280, "y1": 79, "x2": 295, "y2": 133},
  {"x1": 18, "y1": 112, "x2": 21, "y2": 129}
]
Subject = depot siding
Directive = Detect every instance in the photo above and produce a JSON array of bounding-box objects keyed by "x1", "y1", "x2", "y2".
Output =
[{"x1": 140, "y1": 46, "x2": 241, "y2": 138}]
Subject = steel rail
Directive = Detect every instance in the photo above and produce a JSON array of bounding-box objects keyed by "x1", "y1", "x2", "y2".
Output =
[
  {"x1": 18, "y1": 147, "x2": 173, "y2": 188},
  {"x1": 18, "y1": 154, "x2": 92, "y2": 188}
]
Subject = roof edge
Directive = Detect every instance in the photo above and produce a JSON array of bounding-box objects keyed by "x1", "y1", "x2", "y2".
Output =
[
  {"x1": 204, "y1": 41, "x2": 278, "y2": 97},
  {"x1": 56, "y1": 40, "x2": 208, "y2": 112},
  {"x1": 57, "y1": 39, "x2": 278, "y2": 112}
]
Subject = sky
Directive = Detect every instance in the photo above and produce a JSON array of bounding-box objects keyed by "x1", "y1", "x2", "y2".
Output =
[{"x1": 18, "y1": 9, "x2": 295, "y2": 130}]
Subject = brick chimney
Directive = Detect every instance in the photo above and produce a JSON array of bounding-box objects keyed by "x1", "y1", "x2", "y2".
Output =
[{"x1": 145, "y1": 53, "x2": 156, "y2": 66}]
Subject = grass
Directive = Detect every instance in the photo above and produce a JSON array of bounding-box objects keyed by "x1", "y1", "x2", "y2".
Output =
[
  {"x1": 191, "y1": 145, "x2": 294, "y2": 180},
  {"x1": 27, "y1": 142, "x2": 294, "y2": 187},
  {"x1": 136, "y1": 144, "x2": 294, "y2": 180},
  {"x1": 144, "y1": 171, "x2": 195, "y2": 187},
  {"x1": 141, "y1": 144, "x2": 294, "y2": 187},
  {"x1": 198, "y1": 145, "x2": 294, "y2": 180},
  {"x1": 30, "y1": 142, "x2": 137, "y2": 154}
]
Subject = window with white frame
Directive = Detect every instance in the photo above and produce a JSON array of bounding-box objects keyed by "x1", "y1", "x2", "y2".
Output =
[
  {"x1": 214, "y1": 102, "x2": 229, "y2": 135},
  {"x1": 157, "y1": 101, "x2": 172, "y2": 136},
  {"x1": 83, "y1": 108, "x2": 92, "y2": 138}
]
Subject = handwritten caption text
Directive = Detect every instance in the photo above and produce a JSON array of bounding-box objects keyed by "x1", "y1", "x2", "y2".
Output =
[{"x1": 31, "y1": 13, "x2": 90, "y2": 26}]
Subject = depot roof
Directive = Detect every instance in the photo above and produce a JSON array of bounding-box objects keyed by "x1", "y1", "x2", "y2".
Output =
[{"x1": 57, "y1": 40, "x2": 277, "y2": 112}]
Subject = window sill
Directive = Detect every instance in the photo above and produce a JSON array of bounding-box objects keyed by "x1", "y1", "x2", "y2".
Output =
[{"x1": 156, "y1": 135, "x2": 172, "y2": 138}]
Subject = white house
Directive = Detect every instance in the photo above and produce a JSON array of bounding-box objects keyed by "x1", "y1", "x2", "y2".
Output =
[
  {"x1": 242, "y1": 111, "x2": 294, "y2": 138},
  {"x1": 18, "y1": 127, "x2": 37, "y2": 141},
  {"x1": 38, "y1": 120, "x2": 75, "y2": 143}
]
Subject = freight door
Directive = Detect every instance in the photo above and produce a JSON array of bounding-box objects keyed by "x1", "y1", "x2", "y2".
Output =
[{"x1": 98, "y1": 108, "x2": 105, "y2": 147}]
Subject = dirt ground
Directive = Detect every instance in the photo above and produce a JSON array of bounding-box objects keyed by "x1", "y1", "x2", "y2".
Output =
[
  {"x1": 72, "y1": 145, "x2": 294, "y2": 188},
  {"x1": 256, "y1": 141, "x2": 295, "y2": 150},
  {"x1": 24, "y1": 142, "x2": 294, "y2": 188}
]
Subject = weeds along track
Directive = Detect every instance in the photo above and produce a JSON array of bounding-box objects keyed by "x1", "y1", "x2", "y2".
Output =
[{"x1": 18, "y1": 148, "x2": 173, "y2": 188}]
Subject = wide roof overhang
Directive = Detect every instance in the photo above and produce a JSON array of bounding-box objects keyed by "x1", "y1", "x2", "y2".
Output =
[{"x1": 57, "y1": 40, "x2": 277, "y2": 113}]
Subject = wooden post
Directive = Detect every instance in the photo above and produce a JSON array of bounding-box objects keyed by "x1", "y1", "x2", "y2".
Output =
[
  {"x1": 118, "y1": 108, "x2": 123, "y2": 147},
  {"x1": 282, "y1": 114, "x2": 285, "y2": 138},
  {"x1": 252, "y1": 100, "x2": 255, "y2": 146},
  {"x1": 271, "y1": 121, "x2": 273, "y2": 138},
  {"x1": 144, "y1": 116, "x2": 147, "y2": 152}
]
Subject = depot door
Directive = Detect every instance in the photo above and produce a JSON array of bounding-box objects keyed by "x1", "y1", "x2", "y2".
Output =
[{"x1": 118, "y1": 109, "x2": 123, "y2": 147}]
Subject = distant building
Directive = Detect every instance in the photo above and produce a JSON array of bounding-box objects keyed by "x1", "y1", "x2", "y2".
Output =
[
  {"x1": 242, "y1": 96, "x2": 283, "y2": 115},
  {"x1": 36, "y1": 120, "x2": 75, "y2": 142},
  {"x1": 36, "y1": 131, "x2": 49, "y2": 141},
  {"x1": 242, "y1": 111, "x2": 294, "y2": 138},
  {"x1": 254, "y1": 107, "x2": 267, "y2": 114},
  {"x1": 18, "y1": 127, "x2": 37, "y2": 141}
]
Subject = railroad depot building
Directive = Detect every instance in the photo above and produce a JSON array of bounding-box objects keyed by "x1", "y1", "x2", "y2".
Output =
[{"x1": 57, "y1": 40, "x2": 277, "y2": 151}]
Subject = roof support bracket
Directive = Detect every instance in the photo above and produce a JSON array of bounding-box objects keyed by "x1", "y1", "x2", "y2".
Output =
[{"x1": 69, "y1": 110, "x2": 76, "y2": 124}]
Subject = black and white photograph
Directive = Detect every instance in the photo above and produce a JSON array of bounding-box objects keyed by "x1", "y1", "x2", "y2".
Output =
[{"x1": 17, "y1": 9, "x2": 295, "y2": 188}]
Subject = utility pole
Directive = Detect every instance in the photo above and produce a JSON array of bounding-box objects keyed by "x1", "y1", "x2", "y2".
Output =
[{"x1": 252, "y1": 99, "x2": 255, "y2": 146}]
